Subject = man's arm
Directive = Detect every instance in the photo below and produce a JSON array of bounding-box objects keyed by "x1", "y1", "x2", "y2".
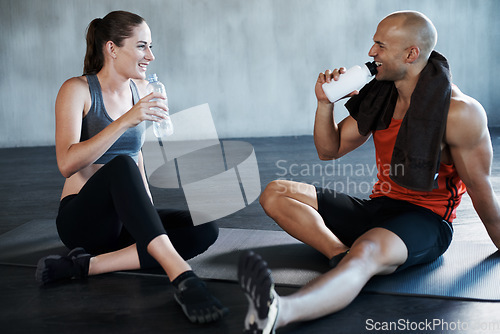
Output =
[
  {"x1": 447, "y1": 88, "x2": 500, "y2": 249},
  {"x1": 313, "y1": 69, "x2": 370, "y2": 160}
]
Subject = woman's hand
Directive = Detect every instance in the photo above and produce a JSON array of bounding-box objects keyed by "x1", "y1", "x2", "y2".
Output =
[{"x1": 120, "y1": 92, "x2": 169, "y2": 127}]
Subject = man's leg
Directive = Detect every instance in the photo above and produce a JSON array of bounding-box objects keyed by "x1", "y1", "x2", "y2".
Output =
[
  {"x1": 277, "y1": 227, "x2": 407, "y2": 326},
  {"x1": 239, "y1": 227, "x2": 408, "y2": 332},
  {"x1": 260, "y1": 180, "x2": 348, "y2": 258}
]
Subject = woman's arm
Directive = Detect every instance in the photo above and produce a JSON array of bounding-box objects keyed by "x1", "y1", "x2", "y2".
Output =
[{"x1": 55, "y1": 77, "x2": 167, "y2": 178}]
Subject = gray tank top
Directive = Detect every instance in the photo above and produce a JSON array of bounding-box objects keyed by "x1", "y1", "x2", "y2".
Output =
[{"x1": 81, "y1": 75, "x2": 145, "y2": 164}]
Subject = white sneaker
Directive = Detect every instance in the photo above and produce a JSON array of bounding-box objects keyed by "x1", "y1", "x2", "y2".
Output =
[{"x1": 238, "y1": 250, "x2": 279, "y2": 334}]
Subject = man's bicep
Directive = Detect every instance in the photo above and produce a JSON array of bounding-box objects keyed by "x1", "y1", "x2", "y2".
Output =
[
  {"x1": 451, "y1": 135, "x2": 492, "y2": 189},
  {"x1": 447, "y1": 110, "x2": 492, "y2": 190},
  {"x1": 337, "y1": 116, "x2": 371, "y2": 157}
]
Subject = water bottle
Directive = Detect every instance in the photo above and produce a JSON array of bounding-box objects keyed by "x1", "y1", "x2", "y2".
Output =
[
  {"x1": 147, "y1": 73, "x2": 173, "y2": 137},
  {"x1": 322, "y1": 61, "x2": 378, "y2": 103}
]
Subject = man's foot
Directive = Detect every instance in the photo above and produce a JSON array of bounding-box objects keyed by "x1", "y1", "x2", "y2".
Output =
[
  {"x1": 329, "y1": 249, "x2": 349, "y2": 268},
  {"x1": 35, "y1": 247, "x2": 91, "y2": 285},
  {"x1": 238, "y1": 250, "x2": 279, "y2": 334},
  {"x1": 173, "y1": 271, "x2": 228, "y2": 324}
]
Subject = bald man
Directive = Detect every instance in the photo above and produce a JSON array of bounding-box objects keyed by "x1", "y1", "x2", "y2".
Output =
[{"x1": 239, "y1": 11, "x2": 500, "y2": 333}]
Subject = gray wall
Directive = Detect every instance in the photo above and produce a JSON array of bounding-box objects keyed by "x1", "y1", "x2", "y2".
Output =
[{"x1": 1, "y1": 0, "x2": 499, "y2": 148}]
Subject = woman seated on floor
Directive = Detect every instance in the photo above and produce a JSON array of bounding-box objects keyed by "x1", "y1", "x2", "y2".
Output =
[{"x1": 35, "y1": 10, "x2": 227, "y2": 324}]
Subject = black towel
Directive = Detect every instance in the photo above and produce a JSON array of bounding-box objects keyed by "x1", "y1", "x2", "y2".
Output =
[{"x1": 345, "y1": 51, "x2": 452, "y2": 191}]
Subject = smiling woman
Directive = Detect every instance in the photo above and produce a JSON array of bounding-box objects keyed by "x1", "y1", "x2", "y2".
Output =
[
  {"x1": 35, "y1": 10, "x2": 227, "y2": 324},
  {"x1": 86, "y1": 21, "x2": 154, "y2": 83},
  {"x1": 83, "y1": 12, "x2": 147, "y2": 76}
]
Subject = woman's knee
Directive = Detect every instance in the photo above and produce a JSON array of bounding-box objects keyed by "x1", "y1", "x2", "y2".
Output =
[
  {"x1": 103, "y1": 155, "x2": 146, "y2": 188},
  {"x1": 102, "y1": 155, "x2": 139, "y2": 179}
]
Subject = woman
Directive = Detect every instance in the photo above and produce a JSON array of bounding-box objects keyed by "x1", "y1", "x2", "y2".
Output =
[{"x1": 35, "y1": 10, "x2": 227, "y2": 324}]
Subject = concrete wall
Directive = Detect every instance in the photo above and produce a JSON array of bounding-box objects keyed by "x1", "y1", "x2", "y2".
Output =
[{"x1": 0, "y1": 0, "x2": 498, "y2": 147}]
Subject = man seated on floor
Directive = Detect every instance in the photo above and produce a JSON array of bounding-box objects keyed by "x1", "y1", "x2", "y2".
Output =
[{"x1": 238, "y1": 10, "x2": 500, "y2": 334}]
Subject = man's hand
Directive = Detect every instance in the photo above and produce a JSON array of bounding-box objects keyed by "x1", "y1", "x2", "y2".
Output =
[{"x1": 315, "y1": 67, "x2": 359, "y2": 104}]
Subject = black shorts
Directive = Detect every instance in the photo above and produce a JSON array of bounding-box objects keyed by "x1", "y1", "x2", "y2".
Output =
[{"x1": 316, "y1": 187, "x2": 453, "y2": 272}]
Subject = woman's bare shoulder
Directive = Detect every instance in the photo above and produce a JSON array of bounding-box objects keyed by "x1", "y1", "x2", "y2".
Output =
[{"x1": 60, "y1": 75, "x2": 88, "y2": 90}]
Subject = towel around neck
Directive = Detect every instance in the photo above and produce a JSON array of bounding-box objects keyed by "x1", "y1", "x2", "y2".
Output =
[{"x1": 345, "y1": 51, "x2": 452, "y2": 191}]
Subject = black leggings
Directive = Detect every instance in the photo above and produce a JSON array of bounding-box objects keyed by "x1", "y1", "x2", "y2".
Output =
[{"x1": 56, "y1": 155, "x2": 219, "y2": 269}]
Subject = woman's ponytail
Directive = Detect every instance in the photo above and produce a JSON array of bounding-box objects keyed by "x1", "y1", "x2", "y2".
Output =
[{"x1": 83, "y1": 18, "x2": 104, "y2": 75}]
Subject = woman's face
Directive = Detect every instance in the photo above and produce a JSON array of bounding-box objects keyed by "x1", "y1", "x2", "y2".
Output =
[{"x1": 113, "y1": 21, "x2": 155, "y2": 80}]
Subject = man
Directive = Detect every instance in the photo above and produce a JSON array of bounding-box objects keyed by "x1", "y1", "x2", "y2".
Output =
[{"x1": 238, "y1": 10, "x2": 500, "y2": 334}]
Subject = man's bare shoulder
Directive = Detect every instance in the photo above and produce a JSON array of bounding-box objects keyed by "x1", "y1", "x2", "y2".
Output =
[
  {"x1": 446, "y1": 85, "x2": 488, "y2": 146},
  {"x1": 449, "y1": 85, "x2": 486, "y2": 124}
]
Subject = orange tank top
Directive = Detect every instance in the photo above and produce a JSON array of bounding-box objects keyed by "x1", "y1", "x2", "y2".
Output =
[{"x1": 370, "y1": 117, "x2": 466, "y2": 222}]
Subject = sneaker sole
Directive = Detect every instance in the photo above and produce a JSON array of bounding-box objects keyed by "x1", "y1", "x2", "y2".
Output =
[{"x1": 238, "y1": 250, "x2": 278, "y2": 334}]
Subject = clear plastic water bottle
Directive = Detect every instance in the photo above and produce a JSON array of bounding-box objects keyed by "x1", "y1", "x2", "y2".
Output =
[
  {"x1": 147, "y1": 73, "x2": 174, "y2": 137},
  {"x1": 322, "y1": 61, "x2": 378, "y2": 103}
]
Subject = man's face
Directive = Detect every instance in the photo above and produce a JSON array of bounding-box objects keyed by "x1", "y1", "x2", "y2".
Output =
[{"x1": 368, "y1": 18, "x2": 411, "y2": 82}]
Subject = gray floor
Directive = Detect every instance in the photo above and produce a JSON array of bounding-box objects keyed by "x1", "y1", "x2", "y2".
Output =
[{"x1": 1, "y1": 133, "x2": 500, "y2": 333}]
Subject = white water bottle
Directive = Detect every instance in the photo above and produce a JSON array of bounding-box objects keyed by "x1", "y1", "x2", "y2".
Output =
[
  {"x1": 147, "y1": 73, "x2": 173, "y2": 137},
  {"x1": 322, "y1": 61, "x2": 378, "y2": 103}
]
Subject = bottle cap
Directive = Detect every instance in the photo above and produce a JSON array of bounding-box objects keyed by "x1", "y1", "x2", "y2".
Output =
[
  {"x1": 147, "y1": 73, "x2": 158, "y2": 83},
  {"x1": 365, "y1": 62, "x2": 378, "y2": 76}
]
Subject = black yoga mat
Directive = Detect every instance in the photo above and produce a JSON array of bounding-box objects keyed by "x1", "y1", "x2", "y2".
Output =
[
  {"x1": 0, "y1": 219, "x2": 67, "y2": 266},
  {"x1": 1, "y1": 220, "x2": 499, "y2": 301},
  {"x1": 187, "y1": 227, "x2": 500, "y2": 302}
]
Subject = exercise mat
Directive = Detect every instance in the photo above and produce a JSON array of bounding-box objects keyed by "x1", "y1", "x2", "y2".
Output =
[
  {"x1": 1, "y1": 220, "x2": 499, "y2": 301},
  {"x1": 187, "y1": 227, "x2": 500, "y2": 302},
  {"x1": 0, "y1": 219, "x2": 67, "y2": 266}
]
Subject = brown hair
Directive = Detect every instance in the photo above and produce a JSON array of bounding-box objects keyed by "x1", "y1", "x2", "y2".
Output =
[{"x1": 83, "y1": 11, "x2": 145, "y2": 75}]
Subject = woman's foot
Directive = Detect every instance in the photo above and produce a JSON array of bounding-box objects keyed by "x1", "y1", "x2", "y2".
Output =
[
  {"x1": 238, "y1": 250, "x2": 279, "y2": 334},
  {"x1": 35, "y1": 247, "x2": 91, "y2": 285},
  {"x1": 172, "y1": 271, "x2": 228, "y2": 323}
]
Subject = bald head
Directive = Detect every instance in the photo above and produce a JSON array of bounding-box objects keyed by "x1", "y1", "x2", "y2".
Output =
[{"x1": 381, "y1": 11, "x2": 437, "y2": 61}]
